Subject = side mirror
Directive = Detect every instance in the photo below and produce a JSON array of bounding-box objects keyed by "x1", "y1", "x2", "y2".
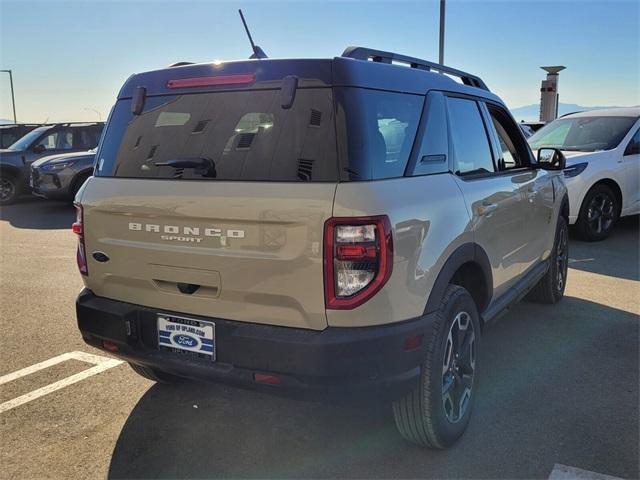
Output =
[
  {"x1": 536, "y1": 147, "x2": 566, "y2": 171},
  {"x1": 32, "y1": 144, "x2": 46, "y2": 154}
]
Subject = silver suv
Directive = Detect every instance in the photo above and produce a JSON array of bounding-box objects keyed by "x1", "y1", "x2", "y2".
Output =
[{"x1": 74, "y1": 47, "x2": 569, "y2": 448}]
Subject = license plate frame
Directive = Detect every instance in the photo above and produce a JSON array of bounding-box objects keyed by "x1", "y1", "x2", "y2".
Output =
[{"x1": 157, "y1": 314, "x2": 215, "y2": 361}]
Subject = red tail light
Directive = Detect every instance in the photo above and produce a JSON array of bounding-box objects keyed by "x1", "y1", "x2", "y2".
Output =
[
  {"x1": 324, "y1": 216, "x2": 393, "y2": 310},
  {"x1": 72, "y1": 203, "x2": 88, "y2": 276}
]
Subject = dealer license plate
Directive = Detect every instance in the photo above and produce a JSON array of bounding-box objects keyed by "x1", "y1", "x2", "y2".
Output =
[{"x1": 157, "y1": 314, "x2": 215, "y2": 361}]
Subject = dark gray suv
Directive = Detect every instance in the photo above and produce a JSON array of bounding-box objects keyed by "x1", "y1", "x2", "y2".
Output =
[
  {"x1": 0, "y1": 122, "x2": 103, "y2": 204},
  {"x1": 31, "y1": 149, "x2": 96, "y2": 202}
]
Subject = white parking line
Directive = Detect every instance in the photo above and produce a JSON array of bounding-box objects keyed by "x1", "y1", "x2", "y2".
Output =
[
  {"x1": 549, "y1": 464, "x2": 624, "y2": 480},
  {"x1": 0, "y1": 351, "x2": 123, "y2": 413}
]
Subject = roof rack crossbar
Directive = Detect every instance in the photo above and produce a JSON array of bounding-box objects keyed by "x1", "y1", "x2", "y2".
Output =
[{"x1": 341, "y1": 46, "x2": 489, "y2": 91}]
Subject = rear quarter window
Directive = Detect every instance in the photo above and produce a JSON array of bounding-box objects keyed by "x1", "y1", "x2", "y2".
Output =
[{"x1": 334, "y1": 88, "x2": 424, "y2": 180}]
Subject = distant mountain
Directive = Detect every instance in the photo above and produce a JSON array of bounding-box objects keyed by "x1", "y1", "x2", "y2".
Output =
[
  {"x1": 0, "y1": 119, "x2": 15, "y2": 125},
  {"x1": 510, "y1": 103, "x2": 638, "y2": 122}
]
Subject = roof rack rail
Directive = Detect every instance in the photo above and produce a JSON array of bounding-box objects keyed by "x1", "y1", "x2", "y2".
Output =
[
  {"x1": 341, "y1": 46, "x2": 489, "y2": 91},
  {"x1": 45, "y1": 121, "x2": 104, "y2": 126}
]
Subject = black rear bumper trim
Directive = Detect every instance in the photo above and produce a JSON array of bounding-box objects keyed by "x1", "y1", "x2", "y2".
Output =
[{"x1": 76, "y1": 289, "x2": 436, "y2": 398}]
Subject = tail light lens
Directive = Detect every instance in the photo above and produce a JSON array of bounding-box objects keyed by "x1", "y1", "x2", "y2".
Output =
[
  {"x1": 324, "y1": 216, "x2": 393, "y2": 309},
  {"x1": 72, "y1": 203, "x2": 88, "y2": 275}
]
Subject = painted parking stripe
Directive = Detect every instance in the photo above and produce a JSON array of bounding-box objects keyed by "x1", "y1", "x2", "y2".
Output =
[
  {"x1": 0, "y1": 351, "x2": 123, "y2": 414},
  {"x1": 549, "y1": 464, "x2": 623, "y2": 480}
]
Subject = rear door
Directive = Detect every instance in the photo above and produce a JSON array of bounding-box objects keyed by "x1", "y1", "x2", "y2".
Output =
[{"x1": 81, "y1": 88, "x2": 338, "y2": 330}]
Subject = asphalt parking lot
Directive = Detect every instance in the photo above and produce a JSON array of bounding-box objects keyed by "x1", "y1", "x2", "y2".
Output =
[{"x1": 0, "y1": 198, "x2": 638, "y2": 480}]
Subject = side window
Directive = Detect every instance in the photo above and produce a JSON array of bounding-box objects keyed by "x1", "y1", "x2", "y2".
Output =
[
  {"x1": 39, "y1": 129, "x2": 73, "y2": 150},
  {"x1": 487, "y1": 106, "x2": 529, "y2": 170},
  {"x1": 447, "y1": 97, "x2": 495, "y2": 176},
  {"x1": 36, "y1": 131, "x2": 59, "y2": 150},
  {"x1": 1, "y1": 133, "x2": 18, "y2": 149},
  {"x1": 624, "y1": 128, "x2": 640, "y2": 156},
  {"x1": 410, "y1": 91, "x2": 449, "y2": 176},
  {"x1": 76, "y1": 128, "x2": 101, "y2": 150}
]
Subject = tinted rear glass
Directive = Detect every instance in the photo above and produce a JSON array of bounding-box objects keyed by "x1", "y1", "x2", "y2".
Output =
[
  {"x1": 96, "y1": 87, "x2": 424, "y2": 182},
  {"x1": 97, "y1": 89, "x2": 338, "y2": 182}
]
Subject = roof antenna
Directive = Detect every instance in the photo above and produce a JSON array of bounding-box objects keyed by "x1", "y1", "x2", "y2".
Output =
[{"x1": 238, "y1": 9, "x2": 268, "y2": 59}]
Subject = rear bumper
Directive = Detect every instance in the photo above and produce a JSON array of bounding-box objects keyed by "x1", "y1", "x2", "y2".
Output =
[{"x1": 76, "y1": 289, "x2": 436, "y2": 399}]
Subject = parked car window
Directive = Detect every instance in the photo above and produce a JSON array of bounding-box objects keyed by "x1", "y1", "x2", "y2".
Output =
[
  {"x1": 447, "y1": 97, "x2": 494, "y2": 176},
  {"x1": 37, "y1": 132, "x2": 60, "y2": 150},
  {"x1": 529, "y1": 116, "x2": 638, "y2": 152},
  {"x1": 76, "y1": 128, "x2": 101, "y2": 150},
  {"x1": 488, "y1": 106, "x2": 528, "y2": 170},
  {"x1": 7, "y1": 126, "x2": 49, "y2": 150},
  {"x1": 59, "y1": 130, "x2": 74, "y2": 149},
  {"x1": 1, "y1": 133, "x2": 18, "y2": 149},
  {"x1": 623, "y1": 128, "x2": 640, "y2": 155}
]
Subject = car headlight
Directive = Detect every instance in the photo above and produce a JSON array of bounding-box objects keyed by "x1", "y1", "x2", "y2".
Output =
[
  {"x1": 41, "y1": 160, "x2": 78, "y2": 172},
  {"x1": 563, "y1": 162, "x2": 588, "y2": 178}
]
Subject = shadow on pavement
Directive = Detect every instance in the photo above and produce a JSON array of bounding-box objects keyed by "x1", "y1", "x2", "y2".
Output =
[
  {"x1": 0, "y1": 196, "x2": 74, "y2": 230},
  {"x1": 569, "y1": 215, "x2": 639, "y2": 282},
  {"x1": 108, "y1": 296, "x2": 638, "y2": 480}
]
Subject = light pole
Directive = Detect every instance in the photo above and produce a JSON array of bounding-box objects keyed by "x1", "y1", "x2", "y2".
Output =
[
  {"x1": 83, "y1": 108, "x2": 102, "y2": 122},
  {"x1": 438, "y1": 0, "x2": 446, "y2": 65},
  {"x1": 0, "y1": 69, "x2": 17, "y2": 123}
]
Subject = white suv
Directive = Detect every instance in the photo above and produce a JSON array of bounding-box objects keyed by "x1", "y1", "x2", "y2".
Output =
[{"x1": 529, "y1": 108, "x2": 640, "y2": 241}]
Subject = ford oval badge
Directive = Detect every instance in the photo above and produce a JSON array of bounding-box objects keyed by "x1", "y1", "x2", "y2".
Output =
[{"x1": 174, "y1": 334, "x2": 198, "y2": 348}]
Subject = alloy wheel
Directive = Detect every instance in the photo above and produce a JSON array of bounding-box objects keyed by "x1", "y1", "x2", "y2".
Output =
[
  {"x1": 586, "y1": 193, "x2": 614, "y2": 236},
  {"x1": 442, "y1": 311, "x2": 476, "y2": 423},
  {"x1": 556, "y1": 221, "x2": 569, "y2": 291}
]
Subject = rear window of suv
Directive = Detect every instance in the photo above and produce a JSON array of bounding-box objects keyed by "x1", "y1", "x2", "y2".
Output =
[{"x1": 96, "y1": 87, "x2": 424, "y2": 182}]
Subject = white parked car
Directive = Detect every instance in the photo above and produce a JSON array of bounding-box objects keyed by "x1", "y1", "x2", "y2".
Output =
[{"x1": 529, "y1": 108, "x2": 639, "y2": 240}]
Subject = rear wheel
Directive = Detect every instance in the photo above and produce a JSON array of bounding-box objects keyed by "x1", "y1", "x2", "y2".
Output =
[
  {"x1": 129, "y1": 363, "x2": 182, "y2": 384},
  {"x1": 392, "y1": 285, "x2": 480, "y2": 448},
  {"x1": 575, "y1": 184, "x2": 619, "y2": 241},
  {"x1": 0, "y1": 173, "x2": 20, "y2": 205},
  {"x1": 527, "y1": 216, "x2": 569, "y2": 304},
  {"x1": 69, "y1": 172, "x2": 91, "y2": 202}
]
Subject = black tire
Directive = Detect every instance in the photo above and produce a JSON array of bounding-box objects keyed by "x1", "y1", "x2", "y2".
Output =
[
  {"x1": 392, "y1": 285, "x2": 480, "y2": 448},
  {"x1": 129, "y1": 363, "x2": 182, "y2": 384},
  {"x1": 527, "y1": 216, "x2": 569, "y2": 304},
  {"x1": 0, "y1": 172, "x2": 21, "y2": 205},
  {"x1": 575, "y1": 184, "x2": 619, "y2": 241}
]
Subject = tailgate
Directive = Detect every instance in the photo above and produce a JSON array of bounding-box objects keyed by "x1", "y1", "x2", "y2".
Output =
[{"x1": 80, "y1": 177, "x2": 335, "y2": 330}]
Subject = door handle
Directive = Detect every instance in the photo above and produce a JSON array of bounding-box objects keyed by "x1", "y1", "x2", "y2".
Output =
[{"x1": 478, "y1": 203, "x2": 498, "y2": 216}]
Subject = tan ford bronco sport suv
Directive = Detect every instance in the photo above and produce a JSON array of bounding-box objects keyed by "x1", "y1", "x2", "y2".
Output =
[{"x1": 74, "y1": 47, "x2": 569, "y2": 448}]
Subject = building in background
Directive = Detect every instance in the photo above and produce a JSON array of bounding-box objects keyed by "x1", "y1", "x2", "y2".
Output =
[{"x1": 539, "y1": 66, "x2": 566, "y2": 123}]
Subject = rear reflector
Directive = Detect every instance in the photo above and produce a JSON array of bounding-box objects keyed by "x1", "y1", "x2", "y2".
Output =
[
  {"x1": 404, "y1": 334, "x2": 424, "y2": 351},
  {"x1": 254, "y1": 373, "x2": 282, "y2": 385},
  {"x1": 102, "y1": 340, "x2": 119, "y2": 352},
  {"x1": 167, "y1": 74, "x2": 256, "y2": 89}
]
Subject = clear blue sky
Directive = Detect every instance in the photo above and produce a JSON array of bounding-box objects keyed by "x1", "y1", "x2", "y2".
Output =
[{"x1": 0, "y1": 0, "x2": 638, "y2": 123}]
